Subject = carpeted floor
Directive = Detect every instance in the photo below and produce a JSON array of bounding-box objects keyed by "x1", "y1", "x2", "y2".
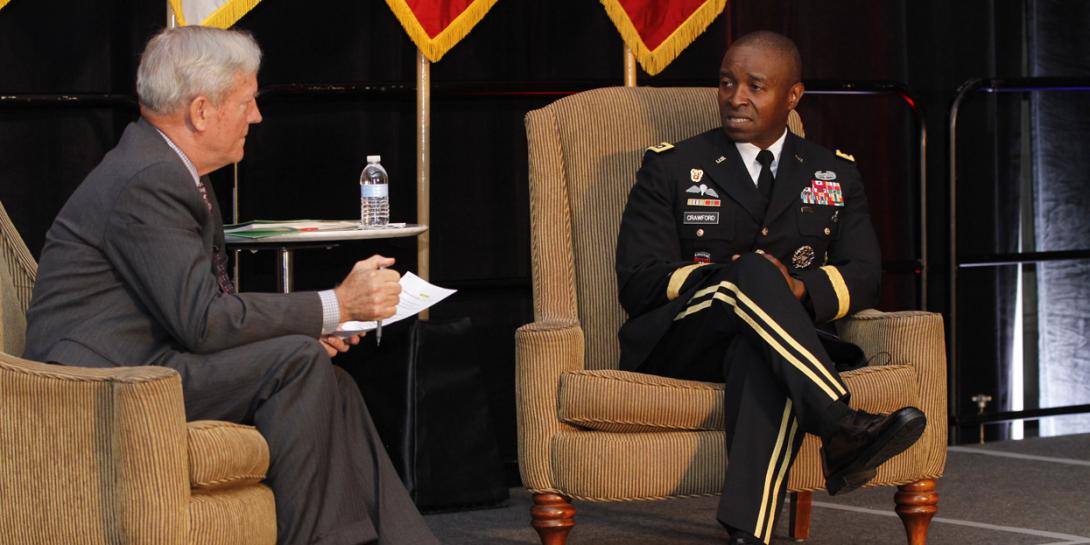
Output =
[{"x1": 424, "y1": 433, "x2": 1090, "y2": 544}]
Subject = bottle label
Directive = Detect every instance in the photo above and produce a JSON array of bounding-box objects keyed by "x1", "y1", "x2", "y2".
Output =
[{"x1": 361, "y1": 184, "x2": 388, "y2": 198}]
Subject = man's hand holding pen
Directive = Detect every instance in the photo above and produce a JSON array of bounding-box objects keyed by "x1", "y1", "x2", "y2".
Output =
[{"x1": 334, "y1": 254, "x2": 401, "y2": 339}]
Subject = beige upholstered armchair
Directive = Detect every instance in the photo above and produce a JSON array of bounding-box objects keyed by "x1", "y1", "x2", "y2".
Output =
[
  {"x1": 516, "y1": 87, "x2": 946, "y2": 545},
  {"x1": 0, "y1": 200, "x2": 276, "y2": 545}
]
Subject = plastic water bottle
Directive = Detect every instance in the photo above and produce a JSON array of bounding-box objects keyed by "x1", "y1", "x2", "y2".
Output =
[{"x1": 359, "y1": 155, "x2": 389, "y2": 227}]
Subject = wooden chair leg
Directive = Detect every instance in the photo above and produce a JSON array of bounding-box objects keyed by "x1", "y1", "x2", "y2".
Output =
[
  {"x1": 895, "y1": 479, "x2": 938, "y2": 545},
  {"x1": 789, "y1": 491, "x2": 813, "y2": 541},
  {"x1": 531, "y1": 493, "x2": 576, "y2": 545}
]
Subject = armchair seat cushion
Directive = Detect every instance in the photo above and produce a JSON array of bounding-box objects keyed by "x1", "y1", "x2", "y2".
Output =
[
  {"x1": 187, "y1": 420, "x2": 270, "y2": 491},
  {"x1": 558, "y1": 364, "x2": 921, "y2": 434}
]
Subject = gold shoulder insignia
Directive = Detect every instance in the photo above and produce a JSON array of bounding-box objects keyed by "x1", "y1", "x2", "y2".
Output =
[
  {"x1": 835, "y1": 149, "x2": 856, "y2": 162},
  {"x1": 647, "y1": 142, "x2": 675, "y2": 153}
]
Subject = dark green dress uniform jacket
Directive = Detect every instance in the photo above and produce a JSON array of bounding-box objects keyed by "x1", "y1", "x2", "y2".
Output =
[{"x1": 615, "y1": 127, "x2": 881, "y2": 371}]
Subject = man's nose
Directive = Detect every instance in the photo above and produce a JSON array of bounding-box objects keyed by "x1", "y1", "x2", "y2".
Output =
[
  {"x1": 729, "y1": 87, "x2": 749, "y2": 108},
  {"x1": 249, "y1": 102, "x2": 263, "y2": 124}
]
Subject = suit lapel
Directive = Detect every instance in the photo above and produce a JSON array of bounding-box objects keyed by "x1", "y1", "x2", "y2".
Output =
[
  {"x1": 765, "y1": 134, "x2": 809, "y2": 224},
  {"x1": 700, "y1": 130, "x2": 766, "y2": 223}
]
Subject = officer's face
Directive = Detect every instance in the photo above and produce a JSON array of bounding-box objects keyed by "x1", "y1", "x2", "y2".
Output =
[{"x1": 717, "y1": 44, "x2": 803, "y2": 149}]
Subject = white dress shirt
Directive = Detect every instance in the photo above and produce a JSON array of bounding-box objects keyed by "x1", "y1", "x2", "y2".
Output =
[{"x1": 734, "y1": 128, "x2": 788, "y2": 186}]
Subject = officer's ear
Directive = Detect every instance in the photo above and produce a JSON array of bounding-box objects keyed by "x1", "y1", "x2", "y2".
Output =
[{"x1": 787, "y1": 82, "x2": 805, "y2": 111}]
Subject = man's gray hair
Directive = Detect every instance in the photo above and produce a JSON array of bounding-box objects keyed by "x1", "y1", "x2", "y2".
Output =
[{"x1": 137, "y1": 26, "x2": 262, "y2": 115}]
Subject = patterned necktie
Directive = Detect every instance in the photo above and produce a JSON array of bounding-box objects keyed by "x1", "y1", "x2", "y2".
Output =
[
  {"x1": 195, "y1": 181, "x2": 236, "y2": 294},
  {"x1": 756, "y1": 149, "x2": 775, "y2": 200}
]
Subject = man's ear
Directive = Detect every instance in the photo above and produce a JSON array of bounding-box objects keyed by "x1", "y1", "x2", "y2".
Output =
[
  {"x1": 188, "y1": 96, "x2": 210, "y2": 132},
  {"x1": 787, "y1": 82, "x2": 805, "y2": 110}
]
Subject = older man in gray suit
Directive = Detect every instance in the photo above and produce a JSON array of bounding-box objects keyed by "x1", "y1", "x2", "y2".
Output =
[{"x1": 24, "y1": 26, "x2": 439, "y2": 545}]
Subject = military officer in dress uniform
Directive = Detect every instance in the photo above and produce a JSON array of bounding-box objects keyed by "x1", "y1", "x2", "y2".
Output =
[{"x1": 615, "y1": 31, "x2": 927, "y2": 545}]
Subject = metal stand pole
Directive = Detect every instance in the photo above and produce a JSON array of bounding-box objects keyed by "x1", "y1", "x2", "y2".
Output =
[
  {"x1": 623, "y1": 47, "x2": 637, "y2": 87},
  {"x1": 416, "y1": 49, "x2": 431, "y2": 319}
]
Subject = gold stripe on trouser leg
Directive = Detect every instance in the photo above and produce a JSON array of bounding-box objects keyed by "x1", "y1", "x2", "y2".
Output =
[
  {"x1": 754, "y1": 399, "x2": 793, "y2": 540},
  {"x1": 760, "y1": 416, "x2": 799, "y2": 543},
  {"x1": 722, "y1": 282, "x2": 847, "y2": 397},
  {"x1": 670, "y1": 287, "x2": 843, "y2": 400}
]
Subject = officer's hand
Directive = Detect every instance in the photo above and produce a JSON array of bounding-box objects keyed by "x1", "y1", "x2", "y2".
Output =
[
  {"x1": 334, "y1": 255, "x2": 401, "y2": 322},
  {"x1": 733, "y1": 252, "x2": 807, "y2": 301},
  {"x1": 319, "y1": 334, "x2": 361, "y2": 358}
]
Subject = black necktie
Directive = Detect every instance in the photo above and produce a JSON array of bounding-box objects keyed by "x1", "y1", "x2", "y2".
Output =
[
  {"x1": 756, "y1": 149, "x2": 775, "y2": 200},
  {"x1": 195, "y1": 181, "x2": 236, "y2": 294}
]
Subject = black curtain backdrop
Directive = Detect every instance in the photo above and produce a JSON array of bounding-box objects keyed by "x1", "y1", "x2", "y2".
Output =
[
  {"x1": 1027, "y1": 0, "x2": 1090, "y2": 436},
  {"x1": 2, "y1": 0, "x2": 1083, "y2": 475}
]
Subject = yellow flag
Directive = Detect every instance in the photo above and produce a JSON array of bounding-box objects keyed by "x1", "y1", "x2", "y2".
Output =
[
  {"x1": 168, "y1": 0, "x2": 262, "y2": 29},
  {"x1": 0, "y1": 0, "x2": 12, "y2": 12}
]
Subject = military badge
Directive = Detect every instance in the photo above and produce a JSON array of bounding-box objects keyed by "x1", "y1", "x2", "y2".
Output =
[
  {"x1": 687, "y1": 198, "x2": 721, "y2": 207},
  {"x1": 694, "y1": 251, "x2": 712, "y2": 263},
  {"x1": 715, "y1": 155, "x2": 726, "y2": 164},
  {"x1": 686, "y1": 184, "x2": 719, "y2": 198},
  {"x1": 647, "y1": 142, "x2": 674, "y2": 153},
  {"x1": 814, "y1": 170, "x2": 837, "y2": 181},
  {"x1": 690, "y1": 169, "x2": 704, "y2": 183},
  {"x1": 792, "y1": 245, "x2": 815, "y2": 269},
  {"x1": 809, "y1": 180, "x2": 845, "y2": 207},
  {"x1": 800, "y1": 187, "x2": 815, "y2": 204},
  {"x1": 835, "y1": 149, "x2": 855, "y2": 162}
]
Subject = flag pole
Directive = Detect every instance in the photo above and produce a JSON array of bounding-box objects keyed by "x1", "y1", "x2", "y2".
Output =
[
  {"x1": 623, "y1": 46, "x2": 637, "y2": 87},
  {"x1": 167, "y1": 2, "x2": 176, "y2": 27},
  {"x1": 416, "y1": 49, "x2": 431, "y2": 319}
]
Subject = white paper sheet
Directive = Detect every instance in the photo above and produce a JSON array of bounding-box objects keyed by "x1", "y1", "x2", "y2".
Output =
[{"x1": 333, "y1": 272, "x2": 456, "y2": 336}]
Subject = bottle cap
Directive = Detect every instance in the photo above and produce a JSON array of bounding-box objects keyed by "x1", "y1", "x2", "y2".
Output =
[{"x1": 366, "y1": 155, "x2": 381, "y2": 163}]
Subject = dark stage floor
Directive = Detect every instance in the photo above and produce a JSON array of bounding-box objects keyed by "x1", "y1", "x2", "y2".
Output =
[{"x1": 424, "y1": 433, "x2": 1090, "y2": 544}]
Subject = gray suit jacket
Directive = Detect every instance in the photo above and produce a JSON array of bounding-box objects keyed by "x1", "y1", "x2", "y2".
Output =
[{"x1": 24, "y1": 119, "x2": 322, "y2": 367}]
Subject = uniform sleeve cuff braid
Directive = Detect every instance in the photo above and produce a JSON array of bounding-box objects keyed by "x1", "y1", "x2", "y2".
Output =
[{"x1": 667, "y1": 263, "x2": 708, "y2": 301}]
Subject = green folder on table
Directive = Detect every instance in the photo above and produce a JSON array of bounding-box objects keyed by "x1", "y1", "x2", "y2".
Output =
[{"x1": 223, "y1": 219, "x2": 362, "y2": 239}]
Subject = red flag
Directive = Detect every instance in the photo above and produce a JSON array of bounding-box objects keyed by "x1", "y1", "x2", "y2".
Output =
[
  {"x1": 601, "y1": 0, "x2": 727, "y2": 75},
  {"x1": 385, "y1": 0, "x2": 498, "y2": 62}
]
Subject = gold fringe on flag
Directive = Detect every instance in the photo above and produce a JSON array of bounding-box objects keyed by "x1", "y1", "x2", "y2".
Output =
[
  {"x1": 385, "y1": 0, "x2": 498, "y2": 63},
  {"x1": 0, "y1": 0, "x2": 12, "y2": 12},
  {"x1": 168, "y1": 0, "x2": 263, "y2": 29},
  {"x1": 601, "y1": 0, "x2": 727, "y2": 76}
]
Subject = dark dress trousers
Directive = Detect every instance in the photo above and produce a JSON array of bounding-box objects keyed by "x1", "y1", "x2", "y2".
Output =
[
  {"x1": 24, "y1": 119, "x2": 438, "y2": 545},
  {"x1": 615, "y1": 127, "x2": 881, "y2": 542}
]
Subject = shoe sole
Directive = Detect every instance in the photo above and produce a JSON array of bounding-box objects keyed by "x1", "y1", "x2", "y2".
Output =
[{"x1": 826, "y1": 408, "x2": 927, "y2": 496}]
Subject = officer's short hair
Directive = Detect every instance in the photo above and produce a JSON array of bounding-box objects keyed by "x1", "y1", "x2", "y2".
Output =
[{"x1": 730, "y1": 31, "x2": 802, "y2": 85}]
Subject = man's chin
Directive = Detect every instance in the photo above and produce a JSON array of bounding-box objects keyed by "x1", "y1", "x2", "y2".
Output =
[{"x1": 722, "y1": 126, "x2": 753, "y2": 143}]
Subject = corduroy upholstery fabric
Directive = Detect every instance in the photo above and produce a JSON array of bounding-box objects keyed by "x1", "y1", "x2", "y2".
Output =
[
  {"x1": 517, "y1": 87, "x2": 947, "y2": 506},
  {"x1": 189, "y1": 486, "x2": 277, "y2": 545},
  {"x1": 0, "y1": 200, "x2": 276, "y2": 545},
  {"x1": 0, "y1": 200, "x2": 35, "y2": 356},
  {"x1": 187, "y1": 420, "x2": 270, "y2": 491}
]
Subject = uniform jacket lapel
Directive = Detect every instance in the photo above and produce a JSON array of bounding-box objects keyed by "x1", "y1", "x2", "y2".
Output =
[
  {"x1": 765, "y1": 133, "x2": 808, "y2": 225},
  {"x1": 700, "y1": 130, "x2": 766, "y2": 223}
]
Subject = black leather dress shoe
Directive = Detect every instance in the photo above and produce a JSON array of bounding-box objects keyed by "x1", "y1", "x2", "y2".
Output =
[{"x1": 822, "y1": 407, "x2": 927, "y2": 496}]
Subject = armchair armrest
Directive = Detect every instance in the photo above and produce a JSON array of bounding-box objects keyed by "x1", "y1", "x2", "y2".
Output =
[
  {"x1": 515, "y1": 320, "x2": 585, "y2": 492},
  {"x1": 837, "y1": 309, "x2": 948, "y2": 477},
  {"x1": 0, "y1": 353, "x2": 190, "y2": 545}
]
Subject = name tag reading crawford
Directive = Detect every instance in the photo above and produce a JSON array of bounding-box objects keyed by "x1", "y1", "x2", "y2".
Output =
[{"x1": 683, "y1": 211, "x2": 719, "y2": 224}]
